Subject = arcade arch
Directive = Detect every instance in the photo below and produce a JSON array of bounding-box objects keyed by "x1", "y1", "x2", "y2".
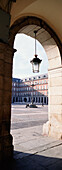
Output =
[
  {"x1": 12, "y1": 32, "x2": 48, "y2": 106},
  {"x1": 0, "y1": 0, "x2": 62, "y2": 162},
  {"x1": 10, "y1": 16, "x2": 62, "y2": 139}
]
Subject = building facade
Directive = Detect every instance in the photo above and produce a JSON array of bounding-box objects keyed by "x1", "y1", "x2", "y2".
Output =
[{"x1": 12, "y1": 74, "x2": 48, "y2": 105}]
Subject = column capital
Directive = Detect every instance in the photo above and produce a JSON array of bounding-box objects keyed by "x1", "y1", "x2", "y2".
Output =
[{"x1": 0, "y1": 42, "x2": 16, "y2": 53}]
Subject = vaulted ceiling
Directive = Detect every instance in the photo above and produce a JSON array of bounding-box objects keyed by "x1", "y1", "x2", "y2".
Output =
[
  {"x1": 10, "y1": 0, "x2": 62, "y2": 42},
  {"x1": 0, "y1": 0, "x2": 62, "y2": 43}
]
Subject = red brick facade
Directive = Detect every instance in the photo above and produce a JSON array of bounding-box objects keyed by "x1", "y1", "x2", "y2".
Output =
[{"x1": 12, "y1": 74, "x2": 48, "y2": 105}]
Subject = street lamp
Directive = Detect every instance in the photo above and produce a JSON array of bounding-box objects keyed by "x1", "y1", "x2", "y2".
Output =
[
  {"x1": 30, "y1": 79, "x2": 38, "y2": 108},
  {"x1": 30, "y1": 30, "x2": 42, "y2": 73},
  {"x1": 31, "y1": 83, "x2": 34, "y2": 104},
  {"x1": 30, "y1": 30, "x2": 42, "y2": 108}
]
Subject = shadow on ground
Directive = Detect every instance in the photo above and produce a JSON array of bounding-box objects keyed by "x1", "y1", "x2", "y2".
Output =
[{"x1": 2, "y1": 151, "x2": 62, "y2": 170}]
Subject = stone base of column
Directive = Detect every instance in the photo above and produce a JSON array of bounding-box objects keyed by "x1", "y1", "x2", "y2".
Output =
[
  {"x1": 43, "y1": 118, "x2": 62, "y2": 139},
  {"x1": 0, "y1": 134, "x2": 13, "y2": 161}
]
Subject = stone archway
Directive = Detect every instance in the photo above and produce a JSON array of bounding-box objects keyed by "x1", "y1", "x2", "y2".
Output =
[
  {"x1": 10, "y1": 16, "x2": 62, "y2": 139},
  {"x1": 0, "y1": 15, "x2": 62, "y2": 161}
]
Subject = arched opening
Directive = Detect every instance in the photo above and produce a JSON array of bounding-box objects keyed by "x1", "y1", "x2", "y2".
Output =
[
  {"x1": 11, "y1": 31, "x2": 49, "y2": 153},
  {"x1": 0, "y1": 0, "x2": 62, "y2": 164},
  {"x1": 10, "y1": 16, "x2": 62, "y2": 162}
]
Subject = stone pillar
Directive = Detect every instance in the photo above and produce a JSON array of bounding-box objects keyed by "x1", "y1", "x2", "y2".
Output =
[
  {"x1": 43, "y1": 42, "x2": 62, "y2": 138},
  {"x1": 0, "y1": 42, "x2": 14, "y2": 161},
  {"x1": 48, "y1": 67, "x2": 62, "y2": 138}
]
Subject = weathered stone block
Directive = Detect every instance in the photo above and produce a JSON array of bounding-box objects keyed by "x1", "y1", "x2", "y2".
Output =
[
  {"x1": 0, "y1": 76, "x2": 4, "y2": 90},
  {"x1": 3, "y1": 134, "x2": 13, "y2": 147},
  {"x1": 0, "y1": 106, "x2": 3, "y2": 121},
  {"x1": 48, "y1": 67, "x2": 62, "y2": 78},
  {"x1": 0, "y1": 53, "x2": 4, "y2": 60},
  {"x1": 42, "y1": 38, "x2": 56, "y2": 51},
  {"x1": 48, "y1": 56, "x2": 61, "y2": 70},
  {"x1": 1, "y1": 135, "x2": 13, "y2": 161},
  {"x1": 0, "y1": 59, "x2": 4, "y2": 75},
  {"x1": 4, "y1": 63, "x2": 12, "y2": 78},
  {"x1": 49, "y1": 86, "x2": 62, "y2": 95},
  {"x1": 50, "y1": 113, "x2": 62, "y2": 123},
  {"x1": 0, "y1": 123, "x2": 2, "y2": 136},
  {"x1": 4, "y1": 77, "x2": 12, "y2": 91},
  {"x1": 4, "y1": 53, "x2": 13, "y2": 64},
  {"x1": 4, "y1": 91, "x2": 11, "y2": 105},
  {"x1": 43, "y1": 121, "x2": 50, "y2": 135},
  {"x1": 49, "y1": 115, "x2": 62, "y2": 139},
  {"x1": 46, "y1": 46, "x2": 60, "y2": 60},
  {"x1": 38, "y1": 30, "x2": 51, "y2": 44},
  {"x1": 2, "y1": 120, "x2": 10, "y2": 136},
  {"x1": 3, "y1": 104, "x2": 11, "y2": 121},
  {"x1": 43, "y1": 116, "x2": 62, "y2": 139},
  {"x1": 0, "y1": 90, "x2": 3, "y2": 105},
  {"x1": 48, "y1": 104, "x2": 62, "y2": 114},
  {"x1": 49, "y1": 95, "x2": 62, "y2": 105},
  {"x1": 50, "y1": 76, "x2": 62, "y2": 86}
]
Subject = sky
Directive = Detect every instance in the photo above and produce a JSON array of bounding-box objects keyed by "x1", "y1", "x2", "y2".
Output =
[{"x1": 13, "y1": 33, "x2": 48, "y2": 79}]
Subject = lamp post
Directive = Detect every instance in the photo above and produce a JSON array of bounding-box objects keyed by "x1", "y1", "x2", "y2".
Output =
[
  {"x1": 30, "y1": 80, "x2": 37, "y2": 108},
  {"x1": 31, "y1": 83, "x2": 34, "y2": 104},
  {"x1": 30, "y1": 30, "x2": 42, "y2": 108},
  {"x1": 30, "y1": 30, "x2": 42, "y2": 73}
]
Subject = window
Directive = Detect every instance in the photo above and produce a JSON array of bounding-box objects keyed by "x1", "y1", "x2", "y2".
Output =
[
  {"x1": 44, "y1": 91, "x2": 46, "y2": 95},
  {"x1": 16, "y1": 80, "x2": 18, "y2": 82},
  {"x1": 45, "y1": 85, "x2": 46, "y2": 89},
  {"x1": 34, "y1": 92, "x2": 35, "y2": 95},
  {"x1": 35, "y1": 81, "x2": 38, "y2": 85},
  {"x1": 14, "y1": 83, "x2": 15, "y2": 86},
  {"x1": 36, "y1": 86, "x2": 37, "y2": 90},
  {"x1": 39, "y1": 81, "x2": 41, "y2": 84},
  {"x1": 17, "y1": 83, "x2": 18, "y2": 87},
  {"x1": 38, "y1": 76, "x2": 41, "y2": 79},
  {"x1": 39, "y1": 86, "x2": 41, "y2": 90},
  {"x1": 36, "y1": 92, "x2": 38, "y2": 95},
  {"x1": 44, "y1": 80, "x2": 46, "y2": 83}
]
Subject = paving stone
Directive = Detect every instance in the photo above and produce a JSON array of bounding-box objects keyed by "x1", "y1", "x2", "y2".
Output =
[{"x1": 9, "y1": 105, "x2": 62, "y2": 170}]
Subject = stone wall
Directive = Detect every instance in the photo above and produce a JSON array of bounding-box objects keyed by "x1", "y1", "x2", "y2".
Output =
[
  {"x1": 43, "y1": 43, "x2": 62, "y2": 139},
  {"x1": 0, "y1": 42, "x2": 14, "y2": 161}
]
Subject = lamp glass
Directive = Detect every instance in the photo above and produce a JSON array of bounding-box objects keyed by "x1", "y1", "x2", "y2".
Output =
[{"x1": 32, "y1": 62, "x2": 40, "y2": 73}]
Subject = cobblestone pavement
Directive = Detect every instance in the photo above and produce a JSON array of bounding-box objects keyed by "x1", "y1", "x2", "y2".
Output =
[{"x1": 9, "y1": 105, "x2": 62, "y2": 170}]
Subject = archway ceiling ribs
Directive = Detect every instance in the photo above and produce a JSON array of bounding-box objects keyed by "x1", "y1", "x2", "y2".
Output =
[
  {"x1": 10, "y1": 16, "x2": 62, "y2": 64},
  {"x1": 18, "y1": 24, "x2": 61, "y2": 69},
  {"x1": 18, "y1": 24, "x2": 57, "y2": 52}
]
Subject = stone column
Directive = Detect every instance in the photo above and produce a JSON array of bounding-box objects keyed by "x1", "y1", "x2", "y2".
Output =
[
  {"x1": 0, "y1": 42, "x2": 14, "y2": 161},
  {"x1": 48, "y1": 67, "x2": 62, "y2": 138},
  {"x1": 43, "y1": 43, "x2": 62, "y2": 139}
]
